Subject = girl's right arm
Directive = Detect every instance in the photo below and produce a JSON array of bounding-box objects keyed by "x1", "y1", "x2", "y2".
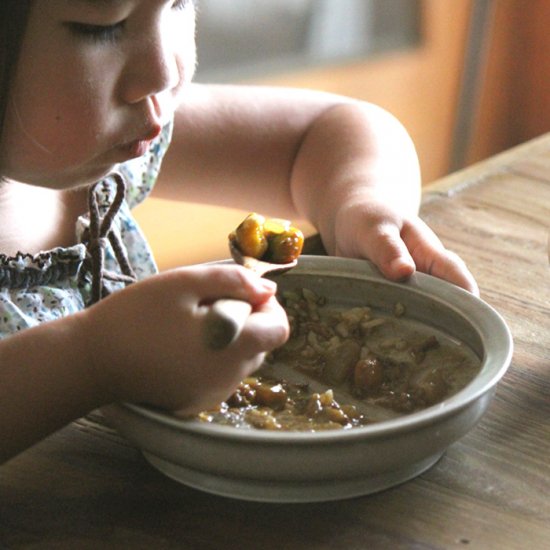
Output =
[
  {"x1": 0, "y1": 311, "x2": 100, "y2": 463},
  {"x1": 0, "y1": 264, "x2": 288, "y2": 463}
]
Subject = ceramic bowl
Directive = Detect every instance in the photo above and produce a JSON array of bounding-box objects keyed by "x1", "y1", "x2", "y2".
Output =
[{"x1": 102, "y1": 256, "x2": 513, "y2": 503}]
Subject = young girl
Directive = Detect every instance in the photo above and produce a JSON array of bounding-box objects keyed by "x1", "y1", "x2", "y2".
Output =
[{"x1": 0, "y1": 0, "x2": 477, "y2": 462}]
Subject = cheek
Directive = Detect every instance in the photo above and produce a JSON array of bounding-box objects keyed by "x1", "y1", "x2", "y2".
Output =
[
  {"x1": 180, "y1": 24, "x2": 197, "y2": 80},
  {"x1": 5, "y1": 77, "x2": 109, "y2": 169},
  {"x1": 173, "y1": 13, "x2": 197, "y2": 85},
  {"x1": 0, "y1": 88, "x2": 110, "y2": 186},
  {"x1": 181, "y1": 46, "x2": 197, "y2": 83},
  {"x1": 11, "y1": 34, "x2": 101, "y2": 150},
  {"x1": 21, "y1": 79, "x2": 103, "y2": 147},
  {"x1": 1, "y1": 8, "x2": 119, "y2": 184}
]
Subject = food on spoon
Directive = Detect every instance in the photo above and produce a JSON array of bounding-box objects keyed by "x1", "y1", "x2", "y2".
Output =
[
  {"x1": 229, "y1": 213, "x2": 304, "y2": 264},
  {"x1": 230, "y1": 213, "x2": 268, "y2": 259}
]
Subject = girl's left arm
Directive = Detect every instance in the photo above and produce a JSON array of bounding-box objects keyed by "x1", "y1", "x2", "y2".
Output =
[{"x1": 155, "y1": 83, "x2": 478, "y2": 293}]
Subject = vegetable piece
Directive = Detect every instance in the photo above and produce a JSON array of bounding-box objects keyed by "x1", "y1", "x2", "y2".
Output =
[
  {"x1": 353, "y1": 354, "x2": 384, "y2": 394},
  {"x1": 231, "y1": 213, "x2": 268, "y2": 259},
  {"x1": 230, "y1": 212, "x2": 304, "y2": 264},
  {"x1": 266, "y1": 230, "x2": 304, "y2": 263},
  {"x1": 324, "y1": 340, "x2": 361, "y2": 384}
]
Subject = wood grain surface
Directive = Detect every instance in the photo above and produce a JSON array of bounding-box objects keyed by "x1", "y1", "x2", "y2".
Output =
[{"x1": 1, "y1": 135, "x2": 549, "y2": 549}]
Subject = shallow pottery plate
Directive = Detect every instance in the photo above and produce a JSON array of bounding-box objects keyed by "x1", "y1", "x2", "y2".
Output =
[{"x1": 102, "y1": 256, "x2": 513, "y2": 503}]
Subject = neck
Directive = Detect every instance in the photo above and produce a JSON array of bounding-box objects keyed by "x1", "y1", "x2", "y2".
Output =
[{"x1": 0, "y1": 179, "x2": 78, "y2": 256}]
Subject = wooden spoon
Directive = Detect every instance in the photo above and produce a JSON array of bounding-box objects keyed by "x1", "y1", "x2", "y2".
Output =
[
  {"x1": 227, "y1": 238, "x2": 298, "y2": 276},
  {"x1": 203, "y1": 240, "x2": 297, "y2": 350}
]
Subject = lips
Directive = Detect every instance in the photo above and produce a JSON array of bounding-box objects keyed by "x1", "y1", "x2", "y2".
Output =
[
  {"x1": 118, "y1": 123, "x2": 163, "y2": 160},
  {"x1": 141, "y1": 124, "x2": 163, "y2": 141},
  {"x1": 123, "y1": 139, "x2": 152, "y2": 159}
]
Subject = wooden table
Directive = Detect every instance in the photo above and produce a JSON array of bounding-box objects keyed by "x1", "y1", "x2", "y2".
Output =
[{"x1": 2, "y1": 135, "x2": 549, "y2": 549}]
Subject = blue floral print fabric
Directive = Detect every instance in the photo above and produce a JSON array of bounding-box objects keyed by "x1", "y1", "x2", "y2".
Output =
[{"x1": 0, "y1": 122, "x2": 173, "y2": 338}]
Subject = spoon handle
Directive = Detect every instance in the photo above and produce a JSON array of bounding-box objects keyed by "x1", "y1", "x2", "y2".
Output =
[{"x1": 203, "y1": 299, "x2": 253, "y2": 350}]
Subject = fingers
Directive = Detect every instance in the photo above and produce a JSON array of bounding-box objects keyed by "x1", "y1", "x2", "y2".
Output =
[
  {"x1": 203, "y1": 294, "x2": 290, "y2": 352},
  {"x1": 180, "y1": 295, "x2": 289, "y2": 414},
  {"x1": 401, "y1": 219, "x2": 479, "y2": 295},
  {"x1": 240, "y1": 295, "x2": 290, "y2": 353},
  {"x1": 186, "y1": 264, "x2": 278, "y2": 307},
  {"x1": 423, "y1": 248, "x2": 479, "y2": 296},
  {"x1": 341, "y1": 214, "x2": 479, "y2": 295},
  {"x1": 355, "y1": 223, "x2": 416, "y2": 281},
  {"x1": 183, "y1": 264, "x2": 289, "y2": 354},
  {"x1": 203, "y1": 294, "x2": 289, "y2": 354}
]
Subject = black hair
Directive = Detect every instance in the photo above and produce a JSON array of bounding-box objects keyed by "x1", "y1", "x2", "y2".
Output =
[{"x1": 0, "y1": 0, "x2": 32, "y2": 142}]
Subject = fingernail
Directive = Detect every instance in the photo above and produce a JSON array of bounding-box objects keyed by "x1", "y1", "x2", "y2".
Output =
[
  {"x1": 257, "y1": 278, "x2": 277, "y2": 293},
  {"x1": 389, "y1": 258, "x2": 415, "y2": 280}
]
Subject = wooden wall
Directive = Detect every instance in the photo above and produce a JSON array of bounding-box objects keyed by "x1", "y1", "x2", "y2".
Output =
[
  {"x1": 243, "y1": 0, "x2": 473, "y2": 186},
  {"x1": 466, "y1": 0, "x2": 550, "y2": 164}
]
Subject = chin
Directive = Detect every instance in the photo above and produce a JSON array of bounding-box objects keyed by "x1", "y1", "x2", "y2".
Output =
[
  {"x1": 38, "y1": 165, "x2": 117, "y2": 190},
  {"x1": 1, "y1": 155, "x2": 120, "y2": 190}
]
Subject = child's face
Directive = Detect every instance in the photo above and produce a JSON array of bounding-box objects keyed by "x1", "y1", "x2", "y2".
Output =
[{"x1": 0, "y1": 0, "x2": 196, "y2": 188}]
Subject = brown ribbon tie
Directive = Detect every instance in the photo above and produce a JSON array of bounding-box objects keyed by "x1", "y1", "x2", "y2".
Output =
[{"x1": 85, "y1": 172, "x2": 138, "y2": 305}]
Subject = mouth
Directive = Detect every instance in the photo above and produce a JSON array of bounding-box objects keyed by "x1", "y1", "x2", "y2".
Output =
[{"x1": 118, "y1": 124, "x2": 162, "y2": 160}]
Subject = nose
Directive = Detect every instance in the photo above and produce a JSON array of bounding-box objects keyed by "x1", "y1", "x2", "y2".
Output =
[{"x1": 121, "y1": 27, "x2": 186, "y2": 107}]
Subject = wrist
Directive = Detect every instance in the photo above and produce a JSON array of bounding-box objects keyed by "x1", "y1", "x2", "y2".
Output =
[
  {"x1": 72, "y1": 306, "x2": 119, "y2": 407},
  {"x1": 0, "y1": 313, "x2": 111, "y2": 461},
  {"x1": 291, "y1": 101, "x2": 421, "y2": 240}
]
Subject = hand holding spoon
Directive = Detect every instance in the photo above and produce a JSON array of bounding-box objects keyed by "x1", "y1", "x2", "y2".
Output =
[{"x1": 203, "y1": 215, "x2": 303, "y2": 350}]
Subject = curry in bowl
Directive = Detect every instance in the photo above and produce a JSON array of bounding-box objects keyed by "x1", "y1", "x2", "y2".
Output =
[{"x1": 191, "y1": 286, "x2": 481, "y2": 431}]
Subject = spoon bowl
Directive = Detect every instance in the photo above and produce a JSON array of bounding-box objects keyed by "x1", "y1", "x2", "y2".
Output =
[{"x1": 228, "y1": 238, "x2": 297, "y2": 276}]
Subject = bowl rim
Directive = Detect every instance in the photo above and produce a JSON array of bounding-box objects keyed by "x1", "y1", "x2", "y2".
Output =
[{"x1": 116, "y1": 256, "x2": 513, "y2": 443}]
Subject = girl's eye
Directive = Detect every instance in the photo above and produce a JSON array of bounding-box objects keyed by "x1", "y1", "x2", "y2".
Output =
[
  {"x1": 66, "y1": 21, "x2": 125, "y2": 44},
  {"x1": 172, "y1": 0, "x2": 194, "y2": 9},
  {"x1": 65, "y1": 1, "x2": 193, "y2": 43}
]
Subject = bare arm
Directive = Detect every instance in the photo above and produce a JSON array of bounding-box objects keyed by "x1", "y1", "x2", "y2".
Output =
[
  {"x1": 156, "y1": 83, "x2": 476, "y2": 292},
  {"x1": 155, "y1": 83, "x2": 342, "y2": 214},
  {"x1": 0, "y1": 314, "x2": 101, "y2": 462},
  {"x1": 0, "y1": 264, "x2": 287, "y2": 463}
]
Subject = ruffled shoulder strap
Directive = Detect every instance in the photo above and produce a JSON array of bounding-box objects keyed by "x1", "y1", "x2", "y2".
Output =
[{"x1": 0, "y1": 246, "x2": 86, "y2": 290}]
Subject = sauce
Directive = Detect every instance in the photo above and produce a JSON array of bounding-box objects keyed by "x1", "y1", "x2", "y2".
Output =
[{"x1": 193, "y1": 287, "x2": 481, "y2": 431}]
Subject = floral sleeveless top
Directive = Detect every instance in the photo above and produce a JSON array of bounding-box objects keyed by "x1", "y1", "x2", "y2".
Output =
[{"x1": 0, "y1": 122, "x2": 173, "y2": 339}]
